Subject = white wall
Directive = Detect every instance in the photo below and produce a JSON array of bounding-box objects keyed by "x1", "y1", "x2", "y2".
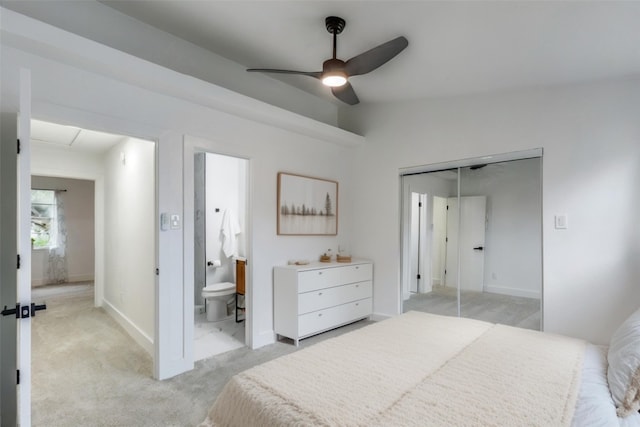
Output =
[
  {"x1": 31, "y1": 176, "x2": 95, "y2": 286},
  {"x1": 184, "y1": 131, "x2": 356, "y2": 349},
  {"x1": 205, "y1": 153, "x2": 246, "y2": 286},
  {"x1": 460, "y1": 158, "x2": 541, "y2": 298},
  {"x1": 103, "y1": 137, "x2": 156, "y2": 349},
  {"x1": 1, "y1": 10, "x2": 362, "y2": 377},
  {"x1": 341, "y1": 78, "x2": 640, "y2": 345}
]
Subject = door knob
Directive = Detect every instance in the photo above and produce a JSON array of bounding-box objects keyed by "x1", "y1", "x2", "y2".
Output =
[{"x1": 473, "y1": 246, "x2": 484, "y2": 251}]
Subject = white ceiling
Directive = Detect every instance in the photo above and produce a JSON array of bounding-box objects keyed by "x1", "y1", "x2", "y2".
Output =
[
  {"x1": 98, "y1": 0, "x2": 640, "y2": 104},
  {"x1": 31, "y1": 119, "x2": 127, "y2": 153}
]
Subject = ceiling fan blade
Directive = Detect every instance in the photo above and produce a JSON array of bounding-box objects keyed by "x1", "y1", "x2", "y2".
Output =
[
  {"x1": 331, "y1": 82, "x2": 359, "y2": 105},
  {"x1": 344, "y1": 36, "x2": 409, "y2": 77},
  {"x1": 247, "y1": 69, "x2": 322, "y2": 79}
]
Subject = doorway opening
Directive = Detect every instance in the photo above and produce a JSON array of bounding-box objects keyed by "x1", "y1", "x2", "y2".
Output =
[
  {"x1": 193, "y1": 151, "x2": 248, "y2": 361},
  {"x1": 29, "y1": 119, "x2": 157, "y2": 423},
  {"x1": 401, "y1": 153, "x2": 542, "y2": 330}
]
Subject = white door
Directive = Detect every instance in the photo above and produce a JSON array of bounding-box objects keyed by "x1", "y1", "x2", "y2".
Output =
[
  {"x1": 409, "y1": 193, "x2": 428, "y2": 293},
  {"x1": 0, "y1": 69, "x2": 32, "y2": 426},
  {"x1": 431, "y1": 197, "x2": 448, "y2": 287},
  {"x1": 458, "y1": 196, "x2": 486, "y2": 292},
  {"x1": 444, "y1": 198, "x2": 459, "y2": 287},
  {"x1": 444, "y1": 196, "x2": 486, "y2": 292}
]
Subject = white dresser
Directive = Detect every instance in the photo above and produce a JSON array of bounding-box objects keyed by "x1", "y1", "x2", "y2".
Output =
[{"x1": 273, "y1": 260, "x2": 373, "y2": 345}]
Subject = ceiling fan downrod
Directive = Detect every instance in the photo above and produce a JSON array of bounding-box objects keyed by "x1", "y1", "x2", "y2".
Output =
[{"x1": 325, "y1": 16, "x2": 345, "y2": 59}]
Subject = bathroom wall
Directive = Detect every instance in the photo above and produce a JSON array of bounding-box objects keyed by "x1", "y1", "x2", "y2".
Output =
[
  {"x1": 205, "y1": 153, "x2": 247, "y2": 287},
  {"x1": 194, "y1": 153, "x2": 206, "y2": 306}
]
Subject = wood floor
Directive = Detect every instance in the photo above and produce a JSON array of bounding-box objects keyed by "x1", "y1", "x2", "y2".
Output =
[{"x1": 403, "y1": 286, "x2": 541, "y2": 330}]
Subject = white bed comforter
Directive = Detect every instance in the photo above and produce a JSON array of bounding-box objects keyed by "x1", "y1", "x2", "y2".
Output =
[{"x1": 203, "y1": 311, "x2": 586, "y2": 426}]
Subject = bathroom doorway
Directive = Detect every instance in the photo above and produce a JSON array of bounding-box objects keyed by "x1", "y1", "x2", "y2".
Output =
[{"x1": 193, "y1": 151, "x2": 248, "y2": 361}]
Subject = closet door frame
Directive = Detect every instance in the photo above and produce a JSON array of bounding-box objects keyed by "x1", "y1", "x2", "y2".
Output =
[{"x1": 399, "y1": 148, "x2": 543, "y2": 329}]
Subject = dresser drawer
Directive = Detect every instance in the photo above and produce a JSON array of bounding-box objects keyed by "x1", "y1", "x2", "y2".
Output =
[
  {"x1": 298, "y1": 268, "x2": 340, "y2": 293},
  {"x1": 339, "y1": 263, "x2": 372, "y2": 284},
  {"x1": 298, "y1": 298, "x2": 372, "y2": 337},
  {"x1": 298, "y1": 281, "x2": 372, "y2": 315}
]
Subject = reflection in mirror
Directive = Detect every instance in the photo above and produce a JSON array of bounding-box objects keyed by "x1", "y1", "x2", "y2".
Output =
[{"x1": 402, "y1": 158, "x2": 541, "y2": 331}]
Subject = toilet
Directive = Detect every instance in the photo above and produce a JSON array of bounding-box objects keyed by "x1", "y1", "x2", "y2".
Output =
[{"x1": 202, "y1": 282, "x2": 236, "y2": 321}]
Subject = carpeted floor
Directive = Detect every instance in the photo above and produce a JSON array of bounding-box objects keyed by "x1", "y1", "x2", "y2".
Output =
[
  {"x1": 31, "y1": 282, "x2": 370, "y2": 426},
  {"x1": 403, "y1": 285, "x2": 541, "y2": 330}
]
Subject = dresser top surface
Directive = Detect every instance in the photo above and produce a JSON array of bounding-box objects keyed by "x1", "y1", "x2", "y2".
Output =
[{"x1": 275, "y1": 259, "x2": 372, "y2": 272}]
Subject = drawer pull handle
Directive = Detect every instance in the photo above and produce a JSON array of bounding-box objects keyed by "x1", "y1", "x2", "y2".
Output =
[
  {"x1": 355, "y1": 284, "x2": 359, "y2": 288},
  {"x1": 318, "y1": 313, "x2": 323, "y2": 317},
  {"x1": 355, "y1": 266, "x2": 359, "y2": 269},
  {"x1": 318, "y1": 292, "x2": 323, "y2": 296},
  {"x1": 318, "y1": 272, "x2": 323, "y2": 275},
  {"x1": 355, "y1": 303, "x2": 359, "y2": 306}
]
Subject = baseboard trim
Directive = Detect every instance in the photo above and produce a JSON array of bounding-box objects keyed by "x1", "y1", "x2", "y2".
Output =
[
  {"x1": 484, "y1": 285, "x2": 540, "y2": 299},
  {"x1": 68, "y1": 274, "x2": 95, "y2": 283},
  {"x1": 102, "y1": 299, "x2": 154, "y2": 356},
  {"x1": 31, "y1": 275, "x2": 95, "y2": 287}
]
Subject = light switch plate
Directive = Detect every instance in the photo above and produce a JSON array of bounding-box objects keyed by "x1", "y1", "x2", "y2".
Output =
[
  {"x1": 170, "y1": 214, "x2": 181, "y2": 230},
  {"x1": 555, "y1": 214, "x2": 568, "y2": 229}
]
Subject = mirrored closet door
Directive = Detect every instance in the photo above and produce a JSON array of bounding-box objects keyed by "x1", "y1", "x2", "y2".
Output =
[{"x1": 401, "y1": 156, "x2": 542, "y2": 330}]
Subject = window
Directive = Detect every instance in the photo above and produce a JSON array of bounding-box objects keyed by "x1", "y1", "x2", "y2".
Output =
[{"x1": 31, "y1": 189, "x2": 56, "y2": 249}]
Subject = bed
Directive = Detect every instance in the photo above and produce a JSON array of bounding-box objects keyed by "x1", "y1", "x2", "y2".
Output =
[{"x1": 201, "y1": 310, "x2": 640, "y2": 426}]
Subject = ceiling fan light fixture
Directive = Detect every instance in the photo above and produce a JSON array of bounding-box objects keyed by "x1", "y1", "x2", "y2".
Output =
[
  {"x1": 321, "y1": 58, "x2": 347, "y2": 87},
  {"x1": 322, "y1": 72, "x2": 347, "y2": 87}
]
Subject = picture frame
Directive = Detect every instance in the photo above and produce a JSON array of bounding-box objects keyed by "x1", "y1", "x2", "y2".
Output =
[{"x1": 277, "y1": 172, "x2": 338, "y2": 235}]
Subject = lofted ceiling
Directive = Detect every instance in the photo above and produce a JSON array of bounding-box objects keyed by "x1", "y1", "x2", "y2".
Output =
[{"x1": 96, "y1": 0, "x2": 640, "y2": 105}]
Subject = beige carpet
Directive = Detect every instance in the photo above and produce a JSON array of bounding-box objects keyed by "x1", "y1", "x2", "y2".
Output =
[{"x1": 31, "y1": 283, "x2": 371, "y2": 426}]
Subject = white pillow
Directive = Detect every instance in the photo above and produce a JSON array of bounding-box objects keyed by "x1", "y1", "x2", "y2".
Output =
[{"x1": 608, "y1": 307, "x2": 640, "y2": 417}]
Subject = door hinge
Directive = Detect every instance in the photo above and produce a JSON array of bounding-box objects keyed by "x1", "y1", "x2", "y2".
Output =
[
  {"x1": 417, "y1": 274, "x2": 421, "y2": 279},
  {"x1": 418, "y1": 201, "x2": 422, "y2": 208},
  {"x1": 444, "y1": 269, "x2": 447, "y2": 275},
  {"x1": 17, "y1": 369, "x2": 20, "y2": 385},
  {"x1": 17, "y1": 139, "x2": 20, "y2": 154},
  {"x1": 155, "y1": 268, "x2": 159, "y2": 276},
  {"x1": 446, "y1": 205, "x2": 449, "y2": 210},
  {"x1": 445, "y1": 237, "x2": 448, "y2": 242},
  {"x1": 17, "y1": 254, "x2": 20, "y2": 269}
]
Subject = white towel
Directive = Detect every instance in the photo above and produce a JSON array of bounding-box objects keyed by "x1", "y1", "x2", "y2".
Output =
[{"x1": 220, "y1": 209, "x2": 241, "y2": 258}]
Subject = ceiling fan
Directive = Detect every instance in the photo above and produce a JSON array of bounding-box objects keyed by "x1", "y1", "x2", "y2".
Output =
[{"x1": 247, "y1": 16, "x2": 409, "y2": 105}]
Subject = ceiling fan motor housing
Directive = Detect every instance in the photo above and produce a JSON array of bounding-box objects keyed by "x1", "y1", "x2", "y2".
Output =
[
  {"x1": 321, "y1": 58, "x2": 347, "y2": 87},
  {"x1": 323, "y1": 58, "x2": 346, "y2": 74},
  {"x1": 325, "y1": 16, "x2": 345, "y2": 34}
]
